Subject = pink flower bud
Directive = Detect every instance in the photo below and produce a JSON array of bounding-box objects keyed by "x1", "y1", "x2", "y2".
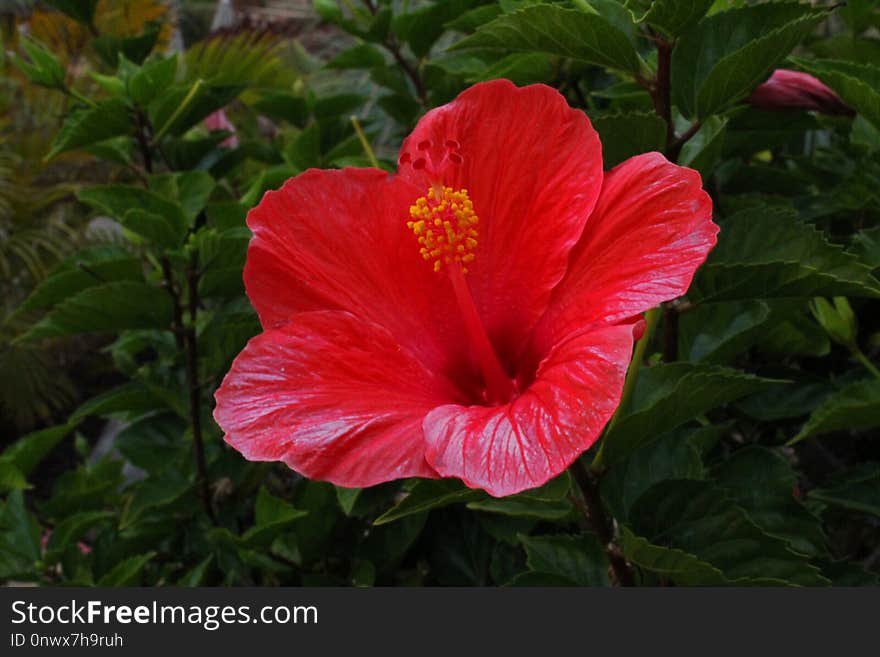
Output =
[{"x1": 747, "y1": 69, "x2": 853, "y2": 116}]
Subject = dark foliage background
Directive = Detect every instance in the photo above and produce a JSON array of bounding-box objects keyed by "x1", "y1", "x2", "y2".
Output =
[{"x1": 1, "y1": 0, "x2": 879, "y2": 586}]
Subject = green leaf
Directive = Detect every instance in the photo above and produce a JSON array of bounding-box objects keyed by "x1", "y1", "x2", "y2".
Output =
[
  {"x1": 601, "y1": 425, "x2": 705, "y2": 522},
  {"x1": 0, "y1": 491, "x2": 42, "y2": 579},
  {"x1": 93, "y1": 27, "x2": 160, "y2": 67},
  {"x1": 0, "y1": 424, "x2": 71, "y2": 478},
  {"x1": 809, "y1": 464, "x2": 880, "y2": 517},
  {"x1": 677, "y1": 115, "x2": 726, "y2": 176},
  {"x1": 18, "y1": 247, "x2": 142, "y2": 313},
  {"x1": 590, "y1": 111, "x2": 667, "y2": 168},
  {"x1": 452, "y1": 5, "x2": 644, "y2": 75},
  {"x1": 149, "y1": 83, "x2": 243, "y2": 139},
  {"x1": 12, "y1": 38, "x2": 66, "y2": 89},
  {"x1": 97, "y1": 552, "x2": 156, "y2": 586},
  {"x1": 679, "y1": 300, "x2": 770, "y2": 364},
  {"x1": 115, "y1": 414, "x2": 186, "y2": 473},
  {"x1": 78, "y1": 185, "x2": 187, "y2": 246},
  {"x1": 631, "y1": 0, "x2": 713, "y2": 37},
  {"x1": 40, "y1": 458, "x2": 124, "y2": 520},
  {"x1": 690, "y1": 206, "x2": 880, "y2": 303},
  {"x1": 672, "y1": 3, "x2": 828, "y2": 118},
  {"x1": 466, "y1": 472, "x2": 573, "y2": 519},
  {"x1": 712, "y1": 447, "x2": 827, "y2": 557},
  {"x1": 177, "y1": 554, "x2": 213, "y2": 586},
  {"x1": 518, "y1": 533, "x2": 609, "y2": 586},
  {"x1": 120, "y1": 472, "x2": 190, "y2": 530},
  {"x1": 242, "y1": 487, "x2": 308, "y2": 548},
  {"x1": 621, "y1": 527, "x2": 728, "y2": 585},
  {"x1": 394, "y1": 0, "x2": 485, "y2": 59},
  {"x1": 149, "y1": 171, "x2": 216, "y2": 222},
  {"x1": 327, "y1": 43, "x2": 386, "y2": 69},
  {"x1": 45, "y1": 511, "x2": 113, "y2": 559},
  {"x1": 792, "y1": 58, "x2": 880, "y2": 129},
  {"x1": 47, "y1": 99, "x2": 133, "y2": 159},
  {"x1": 790, "y1": 379, "x2": 880, "y2": 444},
  {"x1": 0, "y1": 463, "x2": 28, "y2": 492},
  {"x1": 335, "y1": 487, "x2": 362, "y2": 516},
  {"x1": 128, "y1": 55, "x2": 178, "y2": 107},
  {"x1": 20, "y1": 281, "x2": 174, "y2": 341},
  {"x1": 70, "y1": 382, "x2": 167, "y2": 424},
  {"x1": 600, "y1": 363, "x2": 781, "y2": 465},
  {"x1": 628, "y1": 480, "x2": 829, "y2": 585},
  {"x1": 374, "y1": 480, "x2": 482, "y2": 525}
]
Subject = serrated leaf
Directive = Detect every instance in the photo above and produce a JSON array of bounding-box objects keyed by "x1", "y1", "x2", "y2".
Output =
[
  {"x1": 149, "y1": 83, "x2": 243, "y2": 139},
  {"x1": 242, "y1": 487, "x2": 308, "y2": 548},
  {"x1": 70, "y1": 382, "x2": 167, "y2": 425},
  {"x1": 790, "y1": 379, "x2": 880, "y2": 444},
  {"x1": 590, "y1": 111, "x2": 667, "y2": 168},
  {"x1": 465, "y1": 472, "x2": 572, "y2": 519},
  {"x1": 713, "y1": 447, "x2": 827, "y2": 557},
  {"x1": 78, "y1": 185, "x2": 187, "y2": 245},
  {"x1": 518, "y1": 533, "x2": 609, "y2": 586},
  {"x1": 128, "y1": 55, "x2": 178, "y2": 106},
  {"x1": 679, "y1": 300, "x2": 770, "y2": 364},
  {"x1": 47, "y1": 99, "x2": 133, "y2": 159},
  {"x1": 601, "y1": 426, "x2": 705, "y2": 522},
  {"x1": 628, "y1": 480, "x2": 829, "y2": 585},
  {"x1": 621, "y1": 527, "x2": 728, "y2": 585},
  {"x1": 12, "y1": 38, "x2": 66, "y2": 89},
  {"x1": 631, "y1": 0, "x2": 713, "y2": 37},
  {"x1": 600, "y1": 363, "x2": 781, "y2": 465},
  {"x1": 672, "y1": 3, "x2": 827, "y2": 118},
  {"x1": 690, "y1": 206, "x2": 880, "y2": 303},
  {"x1": 453, "y1": 5, "x2": 643, "y2": 75},
  {"x1": 115, "y1": 414, "x2": 186, "y2": 473},
  {"x1": 792, "y1": 58, "x2": 880, "y2": 129},
  {"x1": 809, "y1": 464, "x2": 880, "y2": 517},
  {"x1": 20, "y1": 281, "x2": 174, "y2": 341},
  {"x1": 18, "y1": 247, "x2": 142, "y2": 314},
  {"x1": 374, "y1": 479, "x2": 482, "y2": 525}
]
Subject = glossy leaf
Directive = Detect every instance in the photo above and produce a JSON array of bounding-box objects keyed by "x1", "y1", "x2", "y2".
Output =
[
  {"x1": 791, "y1": 379, "x2": 880, "y2": 443},
  {"x1": 453, "y1": 5, "x2": 643, "y2": 74}
]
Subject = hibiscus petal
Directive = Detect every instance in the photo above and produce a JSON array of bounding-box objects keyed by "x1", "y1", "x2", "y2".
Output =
[
  {"x1": 244, "y1": 167, "x2": 464, "y2": 376},
  {"x1": 213, "y1": 311, "x2": 458, "y2": 488},
  {"x1": 534, "y1": 152, "x2": 717, "y2": 352},
  {"x1": 399, "y1": 80, "x2": 603, "y2": 366},
  {"x1": 422, "y1": 323, "x2": 634, "y2": 497}
]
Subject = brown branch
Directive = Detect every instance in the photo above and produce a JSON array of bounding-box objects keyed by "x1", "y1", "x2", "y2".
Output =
[
  {"x1": 184, "y1": 253, "x2": 215, "y2": 523},
  {"x1": 160, "y1": 256, "x2": 185, "y2": 351},
  {"x1": 571, "y1": 459, "x2": 635, "y2": 586}
]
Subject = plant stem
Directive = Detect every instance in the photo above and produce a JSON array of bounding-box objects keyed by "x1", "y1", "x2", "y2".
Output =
[
  {"x1": 134, "y1": 110, "x2": 153, "y2": 174},
  {"x1": 653, "y1": 38, "x2": 675, "y2": 151},
  {"x1": 160, "y1": 256, "x2": 185, "y2": 351},
  {"x1": 350, "y1": 115, "x2": 380, "y2": 168},
  {"x1": 852, "y1": 348, "x2": 880, "y2": 380},
  {"x1": 184, "y1": 253, "x2": 215, "y2": 523},
  {"x1": 570, "y1": 459, "x2": 635, "y2": 586}
]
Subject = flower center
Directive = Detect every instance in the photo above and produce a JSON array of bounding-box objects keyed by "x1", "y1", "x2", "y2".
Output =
[
  {"x1": 404, "y1": 177, "x2": 514, "y2": 404},
  {"x1": 407, "y1": 186, "x2": 479, "y2": 273}
]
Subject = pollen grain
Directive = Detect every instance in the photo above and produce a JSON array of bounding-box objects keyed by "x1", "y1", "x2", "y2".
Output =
[{"x1": 407, "y1": 186, "x2": 478, "y2": 273}]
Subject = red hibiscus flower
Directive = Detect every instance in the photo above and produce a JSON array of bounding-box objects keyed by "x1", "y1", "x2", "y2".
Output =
[
  {"x1": 214, "y1": 80, "x2": 717, "y2": 497},
  {"x1": 747, "y1": 69, "x2": 853, "y2": 116}
]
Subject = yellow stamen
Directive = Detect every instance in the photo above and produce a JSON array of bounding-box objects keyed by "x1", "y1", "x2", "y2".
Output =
[{"x1": 407, "y1": 186, "x2": 478, "y2": 273}]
